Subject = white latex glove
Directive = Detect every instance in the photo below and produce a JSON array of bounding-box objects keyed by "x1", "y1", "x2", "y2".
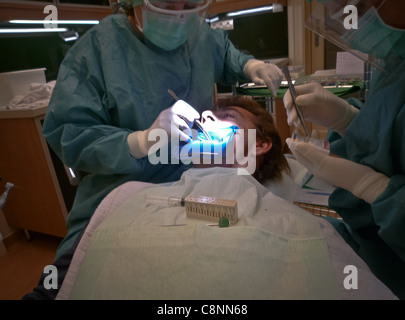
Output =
[
  {"x1": 287, "y1": 138, "x2": 390, "y2": 204},
  {"x1": 243, "y1": 59, "x2": 283, "y2": 97},
  {"x1": 283, "y1": 83, "x2": 359, "y2": 137},
  {"x1": 128, "y1": 100, "x2": 200, "y2": 159}
]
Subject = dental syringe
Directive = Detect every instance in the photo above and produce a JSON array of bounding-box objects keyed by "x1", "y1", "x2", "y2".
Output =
[{"x1": 146, "y1": 194, "x2": 238, "y2": 224}]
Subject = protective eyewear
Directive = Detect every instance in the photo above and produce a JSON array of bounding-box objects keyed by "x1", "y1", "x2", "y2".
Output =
[{"x1": 143, "y1": 0, "x2": 211, "y2": 16}]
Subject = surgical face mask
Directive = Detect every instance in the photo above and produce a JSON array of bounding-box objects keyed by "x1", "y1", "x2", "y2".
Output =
[
  {"x1": 142, "y1": 9, "x2": 199, "y2": 51},
  {"x1": 140, "y1": 0, "x2": 211, "y2": 51},
  {"x1": 341, "y1": 6, "x2": 405, "y2": 59}
]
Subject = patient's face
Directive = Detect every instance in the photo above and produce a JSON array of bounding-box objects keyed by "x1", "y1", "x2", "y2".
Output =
[
  {"x1": 193, "y1": 106, "x2": 258, "y2": 168},
  {"x1": 201, "y1": 106, "x2": 256, "y2": 133}
]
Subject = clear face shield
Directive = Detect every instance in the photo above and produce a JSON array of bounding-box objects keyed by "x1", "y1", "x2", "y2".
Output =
[
  {"x1": 306, "y1": 0, "x2": 405, "y2": 72},
  {"x1": 139, "y1": 0, "x2": 212, "y2": 51}
]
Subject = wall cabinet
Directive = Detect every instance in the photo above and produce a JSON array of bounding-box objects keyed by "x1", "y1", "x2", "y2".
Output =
[
  {"x1": 1, "y1": 0, "x2": 110, "y2": 5},
  {"x1": 0, "y1": 107, "x2": 71, "y2": 238},
  {"x1": 59, "y1": 0, "x2": 110, "y2": 5},
  {"x1": 0, "y1": 0, "x2": 288, "y2": 21},
  {"x1": 0, "y1": 2, "x2": 113, "y2": 21}
]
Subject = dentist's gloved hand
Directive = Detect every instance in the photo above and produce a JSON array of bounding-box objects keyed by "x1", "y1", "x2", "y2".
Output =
[
  {"x1": 283, "y1": 83, "x2": 359, "y2": 137},
  {"x1": 243, "y1": 59, "x2": 283, "y2": 97},
  {"x1": 287, "y1": 138, "x2": 390, "y2": 204},
  {"x1": 127, "y1": 100, "x2": 199, "y2": 159}
]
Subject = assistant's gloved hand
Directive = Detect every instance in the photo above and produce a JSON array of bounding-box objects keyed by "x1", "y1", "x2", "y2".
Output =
[
  {"x1": 243, "y1": 59, "x2": 283, "y2": 97},
  {"x1": 287, "y1": 138, "x2": 390, "y2": 204},
  {"x1": 127, "y1": 100, "x2": 200, "y2": 159},
  {"x1": 283, "y1": 83, "x2": 359, "y2": 137}
]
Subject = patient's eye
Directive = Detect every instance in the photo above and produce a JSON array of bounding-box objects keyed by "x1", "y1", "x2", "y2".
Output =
[{"x1": 215, "y1": 109, "x2": 237, "y2": 120}]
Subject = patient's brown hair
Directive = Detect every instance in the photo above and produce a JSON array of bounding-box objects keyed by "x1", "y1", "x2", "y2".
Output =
[{"x1": 215, "y1": 96, "x2": 290, "y2": 183}]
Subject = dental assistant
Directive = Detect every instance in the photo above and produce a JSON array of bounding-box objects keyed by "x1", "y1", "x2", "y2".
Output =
[
  {"x1": 285, "y1": 0, "x2": 405, "y2": 298},
  {"x1": 43, "y1": 0, "x2": 283, "y2": 257}
]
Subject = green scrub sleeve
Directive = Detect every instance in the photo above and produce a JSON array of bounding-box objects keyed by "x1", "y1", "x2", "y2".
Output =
[
  {"x1": 44, "y1": 84, "x2": 145, "y2": 176},
  {"x1": 43, "y1": 35, "x2": 148, "y2": 176},
  {"x1": 219, "y1": 30, "x2": 254, "y2": 85}
]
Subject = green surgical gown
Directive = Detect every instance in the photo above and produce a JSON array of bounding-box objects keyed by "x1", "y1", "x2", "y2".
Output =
[
  {"x1": 42, "y1": 14, "x2": 253, "y2": 257},
  {"x1": 327, "y1": 57, "x2": 405, "y2": 298}
]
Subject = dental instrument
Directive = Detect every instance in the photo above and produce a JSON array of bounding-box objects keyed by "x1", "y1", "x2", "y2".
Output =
[
  {"x1": 282, "y1": 66, "x2": 310, "y2": 141},
  {"x1": 167, "y1": 90, "x2": 238, "y2": 161},
  {"x1": 168, "y1": 89, "x2": 180, "y2": 101},
  {"x1": 193, "y1": 119, "x2": 212, "y2": 141},
  {"x1": 168, "y1": 89, "x2": 213, "y2": 141}
]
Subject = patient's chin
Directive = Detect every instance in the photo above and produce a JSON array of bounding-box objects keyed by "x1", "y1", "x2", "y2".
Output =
[{"x1": 193, "y1": 157, "x2": 233, "y2": 168}]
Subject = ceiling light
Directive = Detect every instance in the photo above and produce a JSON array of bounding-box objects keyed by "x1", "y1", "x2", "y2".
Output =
[
  {"x1": 226, "y1": 4, "x2": 284, "y2": 18},
  {"x1": 10, "y1": 19, "x2": 99, "y2": 25},
  {"x1": 0, "y1": 28, "x2": 68, "y2": 34}
]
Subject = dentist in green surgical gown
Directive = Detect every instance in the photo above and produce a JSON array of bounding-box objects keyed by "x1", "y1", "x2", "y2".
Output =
[
  {"x1": 43, "y1": 0, "x2": 283, "y2": 258},
  {"x1": 285, "y1": 0, "x2": 405, "y2": 298}
]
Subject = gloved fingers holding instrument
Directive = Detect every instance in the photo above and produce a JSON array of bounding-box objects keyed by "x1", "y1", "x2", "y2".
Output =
[
  {"x1": 283, "y1": 82, "x2": 359, "y2": 137},
  {"x1": 243, "y1": 59, "x2": 283, "y2": 97},
  {"x1": 128, "y1": 100, "x2": 200, "y2": 159},
  {"x1": 286, "y1": 138, "x2": 390, "y2": 204}
]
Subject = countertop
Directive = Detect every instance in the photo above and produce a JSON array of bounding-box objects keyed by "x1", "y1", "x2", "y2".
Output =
[{"x1": 0, "y1": 105, "x2": 47, "y2": 119}]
